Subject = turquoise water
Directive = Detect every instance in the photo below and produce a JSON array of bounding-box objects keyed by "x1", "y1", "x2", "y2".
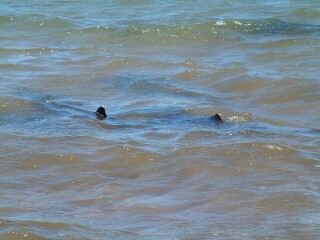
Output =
[{"x1": 1, "y1": 1, "x2": 320, "y2": 239}]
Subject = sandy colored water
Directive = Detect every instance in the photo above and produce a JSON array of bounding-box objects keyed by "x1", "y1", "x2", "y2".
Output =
[{"x1": 1, "y1": 0, "x2": 320, "y2": 239}]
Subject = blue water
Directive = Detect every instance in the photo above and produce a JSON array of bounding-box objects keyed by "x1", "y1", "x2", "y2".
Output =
[{"x1": 1, "y1": 1, "x2": 320, "y2": 239}]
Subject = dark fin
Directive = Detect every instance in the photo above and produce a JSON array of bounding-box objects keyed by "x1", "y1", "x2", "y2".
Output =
[
  {"x1": 96, "y1": 106, "x2": 107, "y2": 119},
  {"x1": 212, "y1": 113, "x2": 222, "y2": 121}
]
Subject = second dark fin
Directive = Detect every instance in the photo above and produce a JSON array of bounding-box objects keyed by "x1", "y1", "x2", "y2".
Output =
[{"x1": 212, "y1": 113, "x2": 223, "y2": 121}]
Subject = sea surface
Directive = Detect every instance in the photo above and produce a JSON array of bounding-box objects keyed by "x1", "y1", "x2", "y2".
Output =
[{"x1": 1, "y1": 0, "x2": 320, "y2": 239}]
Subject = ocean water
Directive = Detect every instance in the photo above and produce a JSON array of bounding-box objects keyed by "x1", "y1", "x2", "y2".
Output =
[{"x1": 1, "y1": 0, "x2": 320, "y2": 239}]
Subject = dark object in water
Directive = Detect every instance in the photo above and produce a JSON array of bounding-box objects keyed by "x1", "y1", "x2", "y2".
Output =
[
  {"x1": 213, "y1": 113, "x2": 223, "y2": 121},
  {"x1": 96, "y1": 106, "x2": 107, "y2": 119}
]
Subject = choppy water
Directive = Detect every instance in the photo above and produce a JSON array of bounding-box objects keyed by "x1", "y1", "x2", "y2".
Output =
[{"x1": 1, "y1": 0, "x2": 320, "y2": 239}]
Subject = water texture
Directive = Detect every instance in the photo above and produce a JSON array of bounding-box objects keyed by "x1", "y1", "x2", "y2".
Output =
[{"x1": 1, "y1": 0, "x2": 320, "y2": 239}]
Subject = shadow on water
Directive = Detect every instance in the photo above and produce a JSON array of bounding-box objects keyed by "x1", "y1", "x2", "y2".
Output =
[
  {"x1": 3, "y1": 87, "x2": 319, "y2": 152},
  {"x1": 214, "y1": 18, "x2": 320, "y2": 35}
]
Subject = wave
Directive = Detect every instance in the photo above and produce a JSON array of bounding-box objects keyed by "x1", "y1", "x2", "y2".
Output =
[
  {"x1": 0, "y1": 14, "x2": 76, "y2": 28},
  {"x1": 93, "y1": 18, "x2": 319, "y2": 36},
  {"x1": 293, "y1": 7, "x2": 320, "y2": 18},
  {"x1": 211, "y1": 18, "x2": 320, "y2": 35},
  {"x1": 3, "y1": 15, "x2": 318, "y2": 46},
  {"x1": 67, "y1": 18, "x2": 320, "y2": 45}
]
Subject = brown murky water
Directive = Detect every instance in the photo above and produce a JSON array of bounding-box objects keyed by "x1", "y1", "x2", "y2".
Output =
[{"x1": 1, "y1": 0, "x2": 320, "y2": 239}]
